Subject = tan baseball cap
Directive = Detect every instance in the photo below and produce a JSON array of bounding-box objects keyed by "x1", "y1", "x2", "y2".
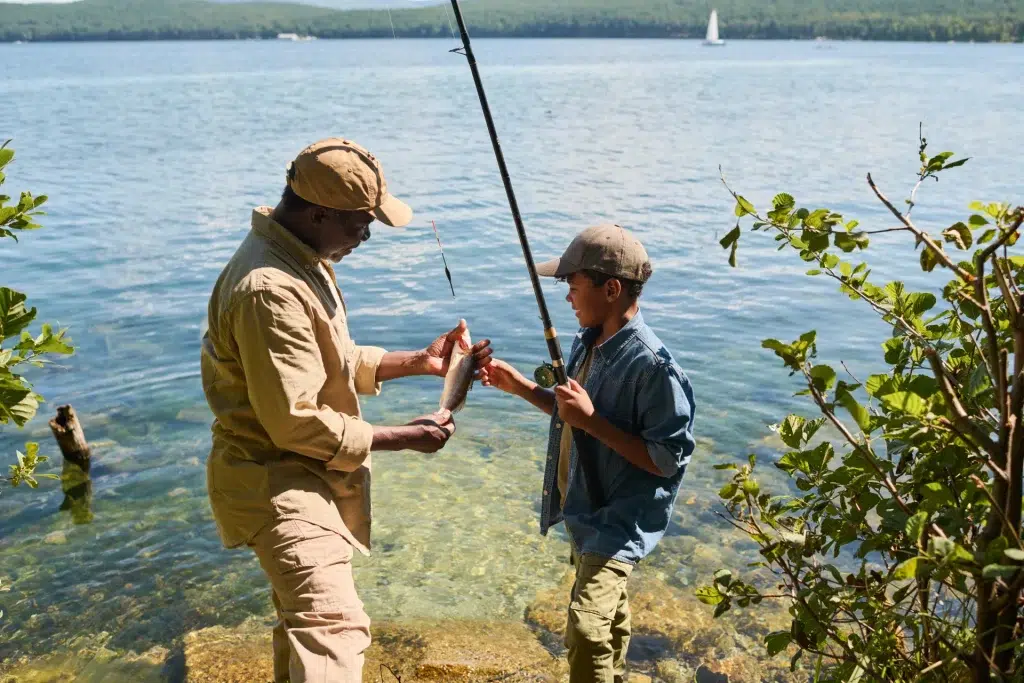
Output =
[
  {"x1": 286, "y1": 137, "x2": 413, "y2": 228},
  {"x1": 536, "y1": 224, "x2": 651, "y2": 282}
]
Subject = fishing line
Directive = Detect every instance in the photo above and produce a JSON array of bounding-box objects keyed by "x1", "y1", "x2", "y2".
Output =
[
  {"x1": 441, "y1": 2, "x2": 458, "y2": 41},
  {"x1": 431, "y1": 220, "x2": 456, "y2": 298}
]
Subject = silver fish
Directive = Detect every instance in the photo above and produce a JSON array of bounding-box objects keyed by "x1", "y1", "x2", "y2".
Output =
[{"x1": 439, "y1": 331, "x2": 476, "y2": 414}]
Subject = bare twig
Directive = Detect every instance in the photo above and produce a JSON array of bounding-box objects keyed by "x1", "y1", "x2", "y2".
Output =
[{"x1": 867, "y1": 173, "x2": 976, "y2": 285}]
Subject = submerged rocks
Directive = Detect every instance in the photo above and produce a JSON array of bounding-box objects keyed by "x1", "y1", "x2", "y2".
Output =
[{"x1": 179, "y1": 617, "x2": 562, "y2": 683}]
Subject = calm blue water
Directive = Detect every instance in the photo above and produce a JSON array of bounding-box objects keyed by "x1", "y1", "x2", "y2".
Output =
[{"x1": 0, "y1": 38, "x2": 1022, "y2": 673}]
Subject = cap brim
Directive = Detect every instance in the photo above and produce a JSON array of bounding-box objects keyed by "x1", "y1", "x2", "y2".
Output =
[
  {"x1": 370, "y1": 192, "x2": 413, "y2": 228},
  {"x1": 535, "y1": 257, "x2": 578, "y2": 278}
]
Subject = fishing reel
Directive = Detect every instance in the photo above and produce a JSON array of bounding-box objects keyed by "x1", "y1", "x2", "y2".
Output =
[{"x1": 534, "y1": 363, "x2": 557, "y2": 389}]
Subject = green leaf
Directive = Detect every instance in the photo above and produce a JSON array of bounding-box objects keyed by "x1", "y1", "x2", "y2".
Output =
[
  {"x1": 713, "y1": 569, "x2": 733, "y2": 587},
  {"x1": 920, "y1": 246, "x2": 939, "y2": 272},
  {"x1": 734, "y1": 196, "x2": 755, "y2": 217},
  {"x1": 834, "y1": 231, "x2": 861, "y2": 253},
  {"x1": 835, "y1": 384, "x2": 870, "y2": 431},
  {"x1": 0, "y1": 287, "x2": 37, "y2": 341},
  {"x1": 906, "y1": 511, "x2": 929, "y2": 544},
  {"x1": 893, "y1": 557, "x2": 921, "y2": 580},
  {"x1": 0, "y1": 378, "x2": 37, "y2": 426},
  {"x1": 880, "y1": 392, "x2": 928, "y2": 416},
  {"x1": 0, "y1": 148, "x2": 12, "y2": 170},
  {"x1": 772, "y1": 193, "x2": 795, "y2": 210},
  {"x1": 1004, "y1": 549, "x2": 1024, "y2": 562},
  {"x1": 982, "y1": 564, "x2": 1020, "y2": 580},
  {"x1": 968, "y1": 214, "x2": 988, "y2": 227},
  {"x1": 866, "y1": 373, "x2": 892, "y2": 397},
  {"x1": 713, "y1": 463, "x2": 738, "y2": 471},
  {"x1": 764, "y1": 631, "x2": 792, "y2": 656},
  {"x1": 728, "y1": 241, "x2": 738, "y2": 268},
  {"x1": 921, "y1": 482, "x2": 954, "y2": 509},
  {"x1": 719, "y1": 483, "x2": 739, "y2": 500},
  {"x1": 743, "y1": 478, "x2": 760, "y2": 496},
  {"x1": 943, "y1": 222, "x2": 973, "y2": 250},
  {"x1": 695, "y1": 585, "x2": 726, "y2": 606},
  {"x1": 719, "y1": 226, "x2": 741, "y2": 250},
  {"x1": 809, "y1": 364, "x2": 836, "y2": 392},
  {"x1": 778, "y1": 415, "x2": 806, "y2": 449},
  {"x1": 927, "y1": 151, "x2": 955, "y2": 168},
  {"x1": 979, "y1": 229, "x2": 997, "y2": 244}
]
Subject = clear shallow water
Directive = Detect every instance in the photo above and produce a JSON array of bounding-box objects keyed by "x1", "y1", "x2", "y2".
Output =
[{"x1": 0, "y1": 37, "x2": 1022, "y2": 672}]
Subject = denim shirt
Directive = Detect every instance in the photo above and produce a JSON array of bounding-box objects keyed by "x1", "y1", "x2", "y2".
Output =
[{"x1": 540, "y1": 311, "x2": 696, "y2": 564}]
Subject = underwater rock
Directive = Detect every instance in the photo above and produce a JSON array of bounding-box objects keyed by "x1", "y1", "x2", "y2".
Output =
[
  {"x1": 43, "y1": 531, "x2": 67, "y2": 545},
  {"x1": 0, "y1": 644, "x2": 166, "y2": 683},
  {"x1": 175, "y1": 406, "x2": 212, "y2": 424},
  {"x1": 181, "y1": 616, "x2": 562, "y2": 683}
]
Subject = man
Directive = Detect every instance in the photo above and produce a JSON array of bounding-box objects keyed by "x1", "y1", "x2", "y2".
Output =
[
  {"x1": 200, "y1": 137, "x2": 492, "y2": 683},
  {"x1": 480, "y1": 224, "x2": 695, "y2": 683}
]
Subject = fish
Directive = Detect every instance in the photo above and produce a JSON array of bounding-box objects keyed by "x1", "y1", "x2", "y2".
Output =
[{"x1": 439, "y1": 329, "x2": 476, "y2": 414}]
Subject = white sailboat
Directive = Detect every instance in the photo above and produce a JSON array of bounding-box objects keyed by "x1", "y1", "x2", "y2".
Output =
[{"x1": 703, "y1": 9, "x2": 725, "y2": 46}]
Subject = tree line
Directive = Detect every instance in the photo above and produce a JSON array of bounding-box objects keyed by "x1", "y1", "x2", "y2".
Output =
[{"x1": 0, "y1": 0, "x2": 1020, "y2": 43}]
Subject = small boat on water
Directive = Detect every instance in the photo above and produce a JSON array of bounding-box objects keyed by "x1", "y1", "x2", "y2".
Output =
[{"x1": 703, "y1": 9, "x2": 725, "y2": 46}]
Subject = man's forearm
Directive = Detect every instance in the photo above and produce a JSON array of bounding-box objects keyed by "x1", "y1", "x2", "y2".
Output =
[
  {"x1": 375, "y1": 351, "x2": 431, "y2": 382},
  {"x1": 583, "y1": 414, "x2": 662, "y2": 476},
  {"x1": 371, "y1": 424, "x2": 414, "y2": 451}
]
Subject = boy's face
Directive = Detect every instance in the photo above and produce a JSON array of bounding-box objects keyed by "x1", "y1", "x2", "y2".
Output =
[{"x1": 565, "y1": 271, "x2": 617, "y2": 327}]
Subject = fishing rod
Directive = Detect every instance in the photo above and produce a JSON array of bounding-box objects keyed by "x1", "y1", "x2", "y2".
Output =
[{"x1": 448, "y1": 0, "x2": 605, "y2": 509}]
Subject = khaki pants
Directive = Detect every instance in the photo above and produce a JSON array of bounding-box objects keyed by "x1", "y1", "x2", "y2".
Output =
[
  {"x1": 565, "y1": 551, "x2": 634, "y2": 683},
  {"x1": 249, "y1": 518, "x2": 371, "y2": 683}
]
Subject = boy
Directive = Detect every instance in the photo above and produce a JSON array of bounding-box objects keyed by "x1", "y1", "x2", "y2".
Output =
[{"x1": 481, "y1": 224, "x2": 696, "y2": 683}]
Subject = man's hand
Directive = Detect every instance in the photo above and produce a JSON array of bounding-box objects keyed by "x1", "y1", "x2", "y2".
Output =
[
  {"x1": 372, "y1": 410, "x2": 456, "y2": 452},
  {"x1": 404, "y1": 410, "x2": 456, "y2": 452},
  {"x1": 555, "y1": 379, "x2": 596, "y2": 431},
  {"x1": 422, "y1": 319, "x2": 493, "y2": 377}
]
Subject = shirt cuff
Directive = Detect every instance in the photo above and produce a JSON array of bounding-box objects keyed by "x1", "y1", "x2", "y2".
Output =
[
  {"x1": 353, "y1": 345, "x2": 387, "y2": 396},
  {"x1": 646, "y1": 441, "x2": 682, "y2": 478},
  {"x1": 326, "y1": 414, "x2": 374, "y2": 472}
]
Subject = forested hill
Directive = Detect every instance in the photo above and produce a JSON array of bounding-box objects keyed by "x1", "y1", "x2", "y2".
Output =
[{"x1": 0, "y1": 0, "x2": 1021, "y2": 43}]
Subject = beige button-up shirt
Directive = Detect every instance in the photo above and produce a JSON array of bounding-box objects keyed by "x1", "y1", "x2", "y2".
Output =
[{"x1": 201, "y1": 207, "x2": 385, "y2": 553}]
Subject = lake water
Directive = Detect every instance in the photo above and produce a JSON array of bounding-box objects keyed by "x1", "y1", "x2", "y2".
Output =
[{"x1": 0, "y1": 38, "x2": 1021, "y2": 678}]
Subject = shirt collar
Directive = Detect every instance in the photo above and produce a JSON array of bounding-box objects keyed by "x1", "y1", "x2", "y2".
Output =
[
  {"x1": 251, "y1": 206, "x2": 322, "y2": 269},
  {"x1": 580, "y1": 310, "x2": 645, "y2": 363}
]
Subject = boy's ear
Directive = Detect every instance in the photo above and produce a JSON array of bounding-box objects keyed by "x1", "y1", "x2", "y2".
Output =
[{"x1": 605, "y1": 278, "x2": 623, "y2": 301}]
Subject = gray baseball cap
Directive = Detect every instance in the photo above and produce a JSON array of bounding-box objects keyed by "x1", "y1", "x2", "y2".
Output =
[{"x1": 536, "y1": 224, "x2": 651, "y2": 282}]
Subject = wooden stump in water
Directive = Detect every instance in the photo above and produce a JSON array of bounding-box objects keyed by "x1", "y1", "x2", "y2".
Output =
[
  {"x1": 49, "y1": 404, "x2": 94, "y2": 524},
  {"x1": 48, "y1": 404, "x2": 91, "y2": 472}
]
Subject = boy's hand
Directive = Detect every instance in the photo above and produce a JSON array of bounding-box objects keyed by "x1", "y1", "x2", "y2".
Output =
[
  {"x1": 555, "y1": 379, "x2": 595, "y2": 430},
  {"x1": 479, "y1": 358, "x2": 527, "y2": 395}
]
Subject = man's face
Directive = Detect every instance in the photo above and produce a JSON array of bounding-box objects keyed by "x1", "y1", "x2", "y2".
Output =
[
  {"x1": 313, "y1": 208, "x2": 375, "y2": 262},
  {"x1": 565, "y1": 271, "x2": 615, "y2": 328}
]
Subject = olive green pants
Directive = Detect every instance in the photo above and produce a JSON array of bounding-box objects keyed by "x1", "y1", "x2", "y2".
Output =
[{"x1": 565, "y1": 551, "x2": 635, "y2": 683}]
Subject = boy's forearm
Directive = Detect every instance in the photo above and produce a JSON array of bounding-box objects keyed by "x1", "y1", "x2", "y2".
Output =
[
  {"x1": 513, "y1": 379, "x2": 556, "y2": 416},
  {"x1": 583, "y1": 414, "x2": 662, "y2": 476}
]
